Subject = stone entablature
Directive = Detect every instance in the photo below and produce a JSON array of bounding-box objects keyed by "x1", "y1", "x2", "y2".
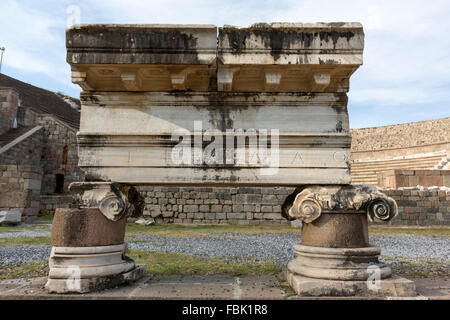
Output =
[
  {"x1": 218, "y1": 23, "x2": 363, "y2": 93},
  {"x1": 68, "y1": 23, "x2": 364, "y2": 186}
]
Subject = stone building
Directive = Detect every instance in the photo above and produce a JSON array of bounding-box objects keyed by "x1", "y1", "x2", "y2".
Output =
[{"x1": 0, "y1": 74, "x2": 82, "y2": 223}]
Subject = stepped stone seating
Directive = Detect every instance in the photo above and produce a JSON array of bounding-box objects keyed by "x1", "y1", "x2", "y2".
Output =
[{"x1": 350, "y1": 151, "x2": 449, "y2": 185}]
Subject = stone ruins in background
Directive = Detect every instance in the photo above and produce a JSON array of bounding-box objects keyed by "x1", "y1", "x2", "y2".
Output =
[{"x1": 45, "y1": 23, "x2": 416, "y2": 297}]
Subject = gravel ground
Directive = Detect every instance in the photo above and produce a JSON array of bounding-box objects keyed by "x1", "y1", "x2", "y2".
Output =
[
  {"x1": 129, "y1": 233, "x2": 298, "y2": 263},
  {"x1": 0, "y1": 245, "x2": 51, "y2": 266},
  {"x1": 0, "y1": 231, "x2": 448, "y2": 268},
  {"x1": 371, "y1": 234, "x2": 449, "y2": 261},
  {"x1": 128, "y1": 233, "x2": 450, "y2": 265},
  {"x1": 0, "y1": 230, "x2": 51, "y2": 239}
]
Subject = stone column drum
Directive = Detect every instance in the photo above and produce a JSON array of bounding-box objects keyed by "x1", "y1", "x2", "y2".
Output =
[
  {"x1": 284, "y1": 185, "x2": 416, "y2": 296},
  {"x1": 45, "y1": 183, "x2": 145, "y2": 293}
]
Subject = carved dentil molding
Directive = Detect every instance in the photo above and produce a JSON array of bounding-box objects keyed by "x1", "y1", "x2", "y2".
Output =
[{"x1": 287, "y1": 185, "x2": 398, "y2": 223}]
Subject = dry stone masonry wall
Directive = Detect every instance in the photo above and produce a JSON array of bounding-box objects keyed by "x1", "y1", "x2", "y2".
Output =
[
  {"x1": 136, "y1": 186, "x2": 450, "y2": 226},
  {"x1": 351, "y1": 117, "x2": 450, "y2": 152},
  {"x1": 137, "y1": 186, "x2": 295, "y2": 225}
]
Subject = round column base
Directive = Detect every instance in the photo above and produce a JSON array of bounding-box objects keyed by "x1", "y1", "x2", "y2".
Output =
[
  {"x1": 45, "y1": 244, "x2": 145, "y2": 294},
  {"x1": 288, "y1": 244, "x2": 392, "y2": 281}
]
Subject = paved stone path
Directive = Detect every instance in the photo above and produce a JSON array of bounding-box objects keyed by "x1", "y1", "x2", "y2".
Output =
[{"x1": 0, "y1": 275, "x2": 447, "y2": 300}]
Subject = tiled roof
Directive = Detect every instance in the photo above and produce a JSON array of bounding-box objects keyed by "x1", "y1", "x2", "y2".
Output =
[
  {"x1": 0, "y1": 74, "x2": 80, "y2": 129},
  {"x1": 0, "y1": 125, "x2": 35, "y2": 148}
]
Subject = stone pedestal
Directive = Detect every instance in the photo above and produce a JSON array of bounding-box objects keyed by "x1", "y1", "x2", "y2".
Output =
[
  {"x1": 284, "y1": 185, "x2": 417, "y2": 297},
  {"x1": 45, "y1": 183, "x2": 145, "y2": 294}
]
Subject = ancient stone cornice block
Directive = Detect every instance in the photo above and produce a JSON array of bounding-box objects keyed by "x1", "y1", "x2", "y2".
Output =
[
  {"x1": 66, "y1": 24, "x2": 218, "y2": 65},
  {"x1": 217, "y1": 23, "x2": 364, "y2": 92},
  {"x1": 66, "y1": 23, "x2": 363, "y2": 93},
  {"x1": 66, "y1": 24, "x2": 217, "y2": 92}
]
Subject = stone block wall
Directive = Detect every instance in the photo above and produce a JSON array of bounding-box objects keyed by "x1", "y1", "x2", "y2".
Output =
[
  {"x1": 134, "y1": 186, "x2": 450, "y2": 227},
  {"x1": 39, "y1": 195, "x2": 76, "y2": 215},
  {"x1": 137, "y1": 186, "x2": 296, "y2": 225},
  {"x1": 351, "y1": 117, "x2": 450, "y2": 152},
  {"x1": 0, "y1": 128, "x2": 43, "y2": 165},
  {"x1": 0, "y1": 128, "x2": 44, "y2": 222},
  {"x1": 378, "y1": 170, "x2": 450, "y2": 189},
  {"x1": 379, "y1": 187, "x2": 450, "y2": 226},
  {"x1": 17, "y1": 107, "x2": 39, "y2": 127},
  {"x1": 0, "y1": 165, "x2": 42, "y2": 222},
  {"x1": 0, "y1": 88, "x2": 19, "y2": 135},
  {"x1": 38, "y1": 115, "x2": 82, "y2": 194}
]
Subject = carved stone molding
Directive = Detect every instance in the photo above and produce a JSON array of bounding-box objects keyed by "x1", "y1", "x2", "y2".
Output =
[
  {"x1": 287, "y1": 185, "x2": 398, "y2": 223},
  {"x1": 69, "y1": 182, "x2": 144, "y2": 221}
]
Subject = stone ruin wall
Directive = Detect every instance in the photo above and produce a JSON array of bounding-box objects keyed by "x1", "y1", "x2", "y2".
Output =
[
  {"x1": 38, "y1": 115, "x2": 82, "y2": 195},
  {"x1": 0, "y1": 128, "x2": 44, "y2": 222},
  {"x1": 129, "y1": 186, "x2": 450, "y2": 226},
  {"x1": 350, "y1": 117, "x2": 450, "y2": 160},
  {"x1": 0, "y1": 90, "x2": 82, "y2": 222},
  {"x1": 0, "y1": 88, "x2": 19, "y2": 135}
]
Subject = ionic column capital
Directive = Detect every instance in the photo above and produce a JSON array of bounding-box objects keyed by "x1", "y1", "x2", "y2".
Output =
[
  {"x1": 287, "y1": 185, "x2": 398, "y2": 223},
  {"x1": 69, "y1": 182, "x2": 144, "y2": 221}
]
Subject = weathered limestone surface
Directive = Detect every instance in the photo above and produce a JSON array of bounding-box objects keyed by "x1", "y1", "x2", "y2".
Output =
[{"x1": 67, "y1": 23, "x2": 364, "y2": 186}]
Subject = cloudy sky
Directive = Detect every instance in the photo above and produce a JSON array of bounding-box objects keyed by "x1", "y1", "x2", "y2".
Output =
[{"x1": 1, "y1": 0, "x2": 449, "y2": 128}]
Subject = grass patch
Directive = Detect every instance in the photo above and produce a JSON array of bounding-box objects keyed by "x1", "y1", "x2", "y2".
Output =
[
  {"x1": 129, "y1": 250, "x2": 281, "y2": 276},
  {"x1": 369, "y1": 226, "x2": 450, "y2": 237},
  {"x1": 0, "y1": 237, "x2": 50, "y2": 246},
  {"x1": 0, "y1": 261, "x2": 49, "y2": 281},
  {"x1": 126, "y1": 224, "x2": 298, "y2": 238},
  {"x1": 0, "y1": 224, "x2": 51, "y2": 234},
  {"x1": 382, "y1": 256, "x2": 450, "y2": 279},
  {"x1": 37, "y1": 214, "x2": 53, "y2": 222}
]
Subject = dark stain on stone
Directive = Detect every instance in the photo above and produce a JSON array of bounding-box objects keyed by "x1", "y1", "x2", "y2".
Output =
[
  {"x1": 319, "y1": 58, "x2": 339, "y2": 65},
  {"x1": 221, "y1": 27, "x2": 355, "y2": 61},
  {"x1": 69, "y1": 27, "x2": 201, "y2": 64},
  {"x1": 319, "y1": 31, "x2": 355, "y2": 49},
  {"x1": 336, "y1": 121, "x2": 343, "y2": 133}
]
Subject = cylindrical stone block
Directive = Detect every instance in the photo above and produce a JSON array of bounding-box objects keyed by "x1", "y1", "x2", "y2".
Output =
[
  {"x1": 301, "y1": 213, "x2": 369, "y2": 248},
  {"x1": 51, "y1": 208, "x2": 127, "y2": 247}
]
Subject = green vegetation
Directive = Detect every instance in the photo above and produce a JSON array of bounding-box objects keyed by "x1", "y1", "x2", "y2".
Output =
[
  {"x1": 126, "y1": 223, "x2": 450, "y2": 238},
  {"x1": 0, "y1": 262, "x2": 49, "y2": 281},
  {"x1": 369, "y1": 226, "x2": 450, "y2": 237},
  {"x1": 129, "y1": 250, "x2": 281, "y2": 277},
  {"x1": 37, "y1": 214, "x2": 53, "y2": 222},
  {"x1": 126, "y1": 224, "x2": 298, "y2": 238},
  {"x1": 0, "y1": 236, "x2": 50, "y2": 246},
  {"x1": 382, "y1": 256, "x2": 450, "y2": 279},
  {"x1": 0, "y1": 224, "x2": 50, "y2": 234}
]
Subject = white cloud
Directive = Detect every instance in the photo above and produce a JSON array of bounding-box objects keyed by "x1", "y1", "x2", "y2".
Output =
[
  {"x1": 0, "y1": 0, "x2": 449, "y2": 126},
  {"x1": 0, "y1": 0, "x2": 68, "y2": 80}
]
